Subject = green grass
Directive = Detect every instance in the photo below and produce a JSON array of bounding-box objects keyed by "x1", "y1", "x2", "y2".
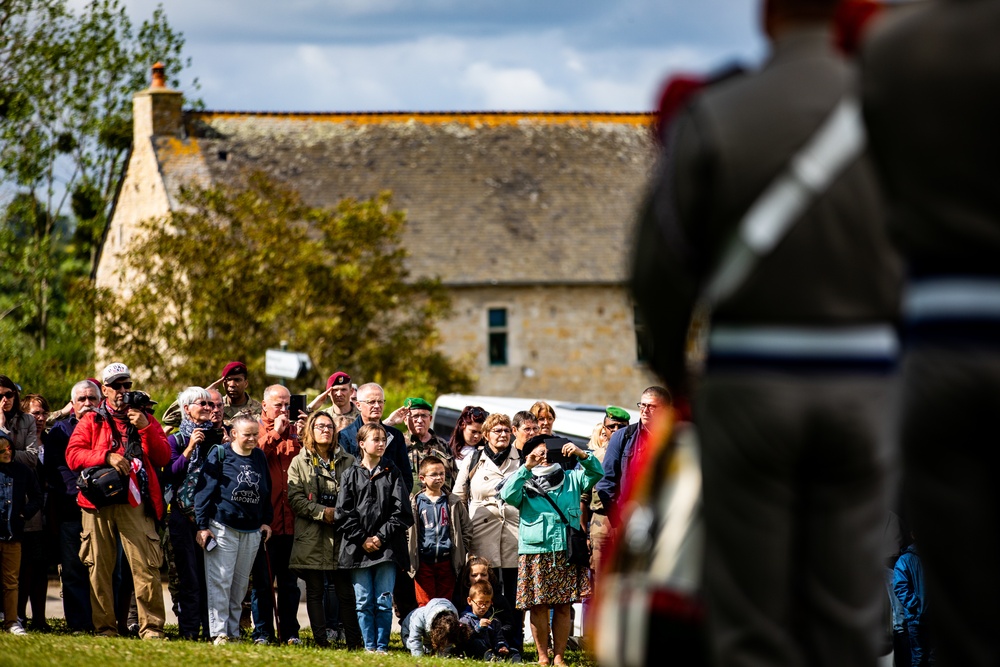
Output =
[{"x1": 0, "y1": 621, "x2": 598, "y2": 667}]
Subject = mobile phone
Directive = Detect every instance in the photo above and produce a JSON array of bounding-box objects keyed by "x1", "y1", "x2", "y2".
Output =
[
  {"x1": 205, "y1": 536, "x2": 218, "y2": 552},
  {"x1": 288, "y1": 394, "x2": 307, "y2": 421},
  {"x1": 544, "y1": 436, "x2": 572, "y2": 466}
]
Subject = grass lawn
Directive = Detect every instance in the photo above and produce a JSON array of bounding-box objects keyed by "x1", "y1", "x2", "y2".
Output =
[{"x1": 0, "y1": 621, "x2": 599, "y2": 667}]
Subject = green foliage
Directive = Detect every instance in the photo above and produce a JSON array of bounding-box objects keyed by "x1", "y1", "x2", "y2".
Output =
[
  {"x1": 98, "y1": 172, "x2": 473, "y2": 402},
  {"x1": 0, "y1": 0, "x2": 195, "y2": 402}
]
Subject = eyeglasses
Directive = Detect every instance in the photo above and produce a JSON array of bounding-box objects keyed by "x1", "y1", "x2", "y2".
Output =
[
  {"x1": 196, "y1": 400, "x2": 219, "y2": 409},
  {"x1": 604, "y1": 421, "x2": 627, "y2": 431},
  {"x1": 518, "y1": 425, "x2": 540, "y2": 434},
  {"x1": 313, "y1": 424, "x2": 335, "y2": 432},
  {"x1": 108, "y1": 381, "x2": 133, "y2": 391},
  {"x1": 490, "y1": 428, "x2": 512, "y2": 436},
  {"x1": 30, "y1": 411, "x2": 49, "y2": 418},
  {"x1": 637, "y1": 402, "x2": 659, "y2": 412},
  {"x1": 422, "y1": 472, "x2": 445, "y2": 479},
  {"x1": 359, "y1": 399, "x2": 385, "y2": 406}
]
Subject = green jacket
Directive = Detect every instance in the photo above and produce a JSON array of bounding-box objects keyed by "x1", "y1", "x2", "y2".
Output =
[
  {"x1": 500, "y1": 454, "x2": 603, "y2": 555},
  {"x1": 288, "y1": 445, "x2": 355, "y2": 570}
]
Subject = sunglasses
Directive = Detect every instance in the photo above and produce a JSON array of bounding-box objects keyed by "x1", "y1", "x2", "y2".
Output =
[
  {"x1": 196, "y1": 400, "x2": 219, "y2": 409},
  {"x1": 467, "y1": 406, "x2": 488, "y2": 421},
  {"x1": 108, "y1": 381, "x2": 133, "y2": 390},
  {"x1": 604, "y1": 421, "x2": 627, "y2": 431},
  {"x1": 0, "y1": 390, "x2": 14, "y2": 399}
]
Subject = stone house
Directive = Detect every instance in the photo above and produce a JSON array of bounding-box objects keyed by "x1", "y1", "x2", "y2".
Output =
[{"x1": 96, "y1": 66, "x2": 661, "y2": 406}]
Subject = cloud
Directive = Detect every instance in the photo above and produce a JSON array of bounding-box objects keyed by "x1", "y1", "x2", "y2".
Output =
[{"x1": 108, "y1": 0, "x2": 764, "y2": 112}]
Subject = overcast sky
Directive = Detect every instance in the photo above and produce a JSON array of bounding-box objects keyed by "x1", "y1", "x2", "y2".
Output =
[{"x1": 111, "y1": 0, "x2": 765, "y2": 112}]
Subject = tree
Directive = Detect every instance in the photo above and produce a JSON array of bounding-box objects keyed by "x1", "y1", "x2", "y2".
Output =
[
  {"x1": 0, "y1": 0, "x2": 195, "y2": 351},
  {"x1": 97, "y1": 172, "x2": 474, "y2": 399},
  {"x1": 0, "y1": 0, "x2": 195, "y2": 403}
]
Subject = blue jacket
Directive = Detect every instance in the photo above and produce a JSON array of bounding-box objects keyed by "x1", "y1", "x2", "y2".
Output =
[
  {"x1": 893, "y1": 544, "x2": 927, "y2": 625},
  {"x1": 0, "y1": 461, "x2": 42, "y2": 542},
  {"x1": 194, "y1": 444, "x2": 274, "y2": 532},
  {"x1": 402, "y1": 597, "x2": 457, "y2": 656},
  {"x1": 500, "y1": 453, "x2": 603, "y2": 555},
  {"x1": 593, "y1": 423, "x2": 640, "y2": 513},
  {"x1": 338, "y1": 416, "x2": 412, "y2": 482}
]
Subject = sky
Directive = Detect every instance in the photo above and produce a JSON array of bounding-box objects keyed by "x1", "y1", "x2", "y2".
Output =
[{"x1": 112, "y1": 0, "x2": 766, "y2": 113}]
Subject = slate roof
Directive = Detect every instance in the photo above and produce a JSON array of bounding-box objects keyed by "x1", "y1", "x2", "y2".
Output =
[{"x1": 152, "y1": 111, "x2": 657, "y2": 286}]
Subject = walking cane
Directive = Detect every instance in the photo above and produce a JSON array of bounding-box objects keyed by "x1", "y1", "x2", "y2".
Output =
[{"x1": 262, "y1": 539, "x2": 281, "y2": 641}]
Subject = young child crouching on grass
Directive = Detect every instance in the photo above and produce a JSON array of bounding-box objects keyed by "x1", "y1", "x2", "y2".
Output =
[
  {"x1": 402, "y1": 597, "x2": 471, "y2": 657},
  {"x1": 461, "y1": 581, "x2": 521, "y2": 662}
]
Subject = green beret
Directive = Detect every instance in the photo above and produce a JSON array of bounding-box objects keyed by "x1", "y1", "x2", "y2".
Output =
[
  {"x1": 405, "y1": 397, "x2": 434, "y2": 412},
  {"x1": 605, "y1": 406, "x2": 631, "y2": 422}
]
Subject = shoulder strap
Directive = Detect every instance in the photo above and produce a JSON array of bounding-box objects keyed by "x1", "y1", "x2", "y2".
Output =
[
  {"x1": 703, "y1": 96, "x2": 866, "y2": 307},
  {"x1": 532, "y1": 482, "x2": 571, "y2": 526},
  {"x1": 464, "y1": 447, "x2": 485, "y2": 497}
]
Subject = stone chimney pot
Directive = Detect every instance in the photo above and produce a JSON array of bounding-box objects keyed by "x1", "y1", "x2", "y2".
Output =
[{"x1": 151, "y1": 62, "x2": 166, "y2": 89}]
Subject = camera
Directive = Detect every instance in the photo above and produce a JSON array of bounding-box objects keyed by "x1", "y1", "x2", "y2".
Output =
[
  {"x1": 203, "y1": 427, "x2": 224, "y2": 447},
  {"x1": 120, "y1": 391, "x2": 156, "y2": 413}
]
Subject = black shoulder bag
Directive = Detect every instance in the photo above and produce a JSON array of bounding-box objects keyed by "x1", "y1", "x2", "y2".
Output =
[{"x1": 76, "y1": 409, "x2": 131, "y2": 507}]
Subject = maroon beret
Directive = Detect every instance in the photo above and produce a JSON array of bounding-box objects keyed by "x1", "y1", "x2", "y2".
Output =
[
  {"x1": 221, "y1": 361, "x2": 248, "y2": 378},
  {"x1": 326, "y1": 371, "x2": 351, "y2": 390}
]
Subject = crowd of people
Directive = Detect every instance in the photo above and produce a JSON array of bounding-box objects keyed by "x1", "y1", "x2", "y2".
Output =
[{"x1": 0, "y1": 360, "x2": 671, "y2": 664}]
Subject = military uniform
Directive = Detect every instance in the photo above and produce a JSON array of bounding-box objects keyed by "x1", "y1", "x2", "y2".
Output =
[
  {"x1": 633, "y1": 26, "x2": 902, "y2": 667},
  {"x1": 863, "y1": 4, "x2": 1000, "y2": 665}
]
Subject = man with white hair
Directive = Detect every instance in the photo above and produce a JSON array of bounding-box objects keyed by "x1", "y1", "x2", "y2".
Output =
[
  {"x1": 337, "y1": 383, "x2": 411, "y2": 481},
  {"x1": 65, "y1": 363, "x2": 171, "y2": 639},
  {"x1": 43, "y1": 379, "x2": 102, "y2": 633}
]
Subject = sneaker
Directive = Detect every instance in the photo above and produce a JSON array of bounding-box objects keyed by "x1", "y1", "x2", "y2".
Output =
[
  {"x1": 214, "y1": 635, "x2": 228, "y2": 646},
  {"x1": 127, "y1": 623, "x2": 140, "y2": 637},
  {"x1": 8, "y1": 622, "x2": 28, "y2": 636},
  {"x1": 254, "y1": 637, "x2": 270, "y2": 645},
  {"x1": 286, "y1": 637, "x2": 302, "y2": 646},
  {"x1": 375, "y1": 649, "x2": 389, "y2": 655}
]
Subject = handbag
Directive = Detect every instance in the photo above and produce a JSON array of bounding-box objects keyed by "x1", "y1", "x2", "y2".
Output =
[
  {"x1": 76, "y1": 465, "x2": 129, "y2": 507},
  {"x1": 535, "y1": 485, "x2": 591, "y2": 568}
]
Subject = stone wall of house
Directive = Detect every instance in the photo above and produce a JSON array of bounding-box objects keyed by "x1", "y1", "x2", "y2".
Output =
[{"x1": 439, "y1": 284, "x2": 660, "y2": 407}]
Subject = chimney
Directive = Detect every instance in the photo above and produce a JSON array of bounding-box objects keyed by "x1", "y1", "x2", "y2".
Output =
[{"x1": 133, "y1": 62, "x2": 184, "y2": 141}]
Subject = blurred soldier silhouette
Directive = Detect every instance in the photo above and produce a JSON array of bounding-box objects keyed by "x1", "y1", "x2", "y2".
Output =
[
  {"x1": 862, "y1": 2, "x2": 1000, "y2": 666},
  {"x1": 631, "y1": 0, "x2": 903, "y2": 664}
]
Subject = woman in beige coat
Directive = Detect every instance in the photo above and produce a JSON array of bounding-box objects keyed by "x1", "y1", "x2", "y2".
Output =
[
  {"x1": 287, "y1": 411, "x2": 361, "y2": 648},
  {"x1": 454, "y1": 412, "x2": 522, "y2": 646}
]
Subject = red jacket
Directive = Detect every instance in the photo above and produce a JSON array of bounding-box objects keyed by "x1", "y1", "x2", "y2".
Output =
[
  {"x1": 258, "y1": 415, "x2": 301, "y2": 536},
  {"x1": 65, "y1": 406, "x2": 172, "y2": 520}
]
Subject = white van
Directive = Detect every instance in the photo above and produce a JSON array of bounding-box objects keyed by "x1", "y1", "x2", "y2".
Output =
[{"x1": 431, "y1": 393, "x2": 639, "y2": 447}]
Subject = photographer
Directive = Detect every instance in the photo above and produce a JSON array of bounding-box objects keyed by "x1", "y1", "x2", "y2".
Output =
[
  {"x1": 167, "y1": 386, "x2": 228, "y2": 640},
  {"x1": 65, "y1": 363, "x2": 171, "y2": 640}
]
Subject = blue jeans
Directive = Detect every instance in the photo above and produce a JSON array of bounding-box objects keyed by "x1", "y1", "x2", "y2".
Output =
[
  {"x1": 204, "y1": 520, "x2": 261, "y2": 639},
  {"x1": 351, "y1": 562, "x2": 395, "y2": 651}
]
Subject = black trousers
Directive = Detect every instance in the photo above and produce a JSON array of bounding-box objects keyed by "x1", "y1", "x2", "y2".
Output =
[
  {"x1": 697, "y1": 371, "x2": 892, "y2": 667},
  {"x1": 298, "y1": 569, "x2": 363, "y2": 649}
]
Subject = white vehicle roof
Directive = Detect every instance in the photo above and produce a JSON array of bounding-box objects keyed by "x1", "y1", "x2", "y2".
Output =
[{"x1": 431, "y1": 393, "x2": 639, "y2": 447}]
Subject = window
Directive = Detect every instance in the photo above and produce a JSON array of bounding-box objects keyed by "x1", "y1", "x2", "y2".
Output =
[{"x1": 488, "y1": 307, "x2": 508, "y2": 366}]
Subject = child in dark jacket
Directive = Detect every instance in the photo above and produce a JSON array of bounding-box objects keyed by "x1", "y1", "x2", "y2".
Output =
[
  {"x1": 0, "y1": 432, "x2": 42, "y2": 635},
  {"x1": 335, "y1": 423, "x2": 414, "y2": 653},
  {"x1": 461, "y1": 581, "x2": 521, "y2": 662},
  {"x1": 894, "y1": 540, "x2": 934, "y2": 666}
]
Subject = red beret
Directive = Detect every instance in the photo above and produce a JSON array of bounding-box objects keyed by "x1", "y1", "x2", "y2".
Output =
[
  {"x1": 221, "y1": 361, "x2": 248, "y2": 378},
  {"x1": 327, "y1": 371, "x2": 351, "y2": 390}
]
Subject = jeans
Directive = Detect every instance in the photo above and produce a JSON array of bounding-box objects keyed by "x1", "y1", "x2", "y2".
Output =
[
  {"x1": 351, "y1": 562, "x2": 396, "y2": 651},
  {"x1": 250, "y1": 534, "x2": 300, "y2": 642},
  {"x1": 204, "y1": 520, "x2": 260, "y2": 640}
]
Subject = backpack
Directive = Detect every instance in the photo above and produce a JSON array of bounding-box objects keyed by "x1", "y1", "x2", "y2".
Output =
[{"x1": 175, "y1": 443, "x2": 226, "y2": 521}]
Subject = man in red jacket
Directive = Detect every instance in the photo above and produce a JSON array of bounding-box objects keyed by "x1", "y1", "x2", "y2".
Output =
[
  {"x1": 249, "y1": 384, "x2": 303, "y2": 644},
  {"x1": 65, "y1": 363, "x2": 171, "y2": 639}
]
